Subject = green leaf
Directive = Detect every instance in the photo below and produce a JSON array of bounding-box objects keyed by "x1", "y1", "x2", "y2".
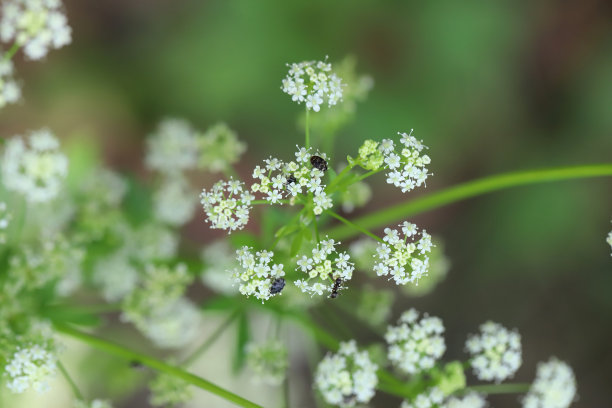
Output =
[{"x1": 233, "y1": 312, "x2": 250, "y2": 373}]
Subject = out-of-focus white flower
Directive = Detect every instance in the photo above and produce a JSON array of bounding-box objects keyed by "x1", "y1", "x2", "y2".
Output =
[
  {"x1": 443, "y1": 393, "x2": 487, "y2": 408},
  {"x1": 339, "y1": 179, "x2": 371, "y2": 213},
  {"x1": 355, "y1": 285, "x2": 394, "y2": 327},
  {"x1": 153, "y1": 175, "x2": 197, "y2": 226},
  {"x1": 294, "y1": 237, "x2": 354, "y2": 297},
  {"x1": 373, "y1": 222, "x2": 432, "y2": 285},
  {"x1": 522, "y1": 358, "x2": 576, "y2": 408},
  {"x1": 200, "y1": 178, "x2": 253, "y2": 233},
  {"x1": 245, "y1": 340, "x2": 288, "y2": 385},
  {"x1": 606, "y1": 228, "x2": 612, "y2": 256},
  {"x1": 93, "y1": 252, "x2": 139, "y2": 302},
  {"x1": 232, "y1": 246, "x2": 285, "y2": 302},
  {"x1": 139, "y1": 297, "x2": 202, "y2": 349},
  {"x1": 315, "y1": 340, "x2": 378, "y2": 407},
  {"x1": 385, "y1": 308, "x2": 446, "y2": 374},
  {"x1": 1, "y1": 0, "x2": 72, "y2": 60},
  {"x1": 74, "y1": 400, "x2": 114, "y2": 408},
  {"x1": 281, "y1": 59, "x2": 343, "y2": 112},
  {"x1": 0, "y1": 201, "x2": 11, "y2": 244},
  {"x1": 348, "y1": 237, "x2": 377, "y2": 271},
  {"x1": 400, "y1": 387, "x2": 444, "y2": 408},
  {"x1": 145, "y1": 119, "x2": 198, "y2": 174},
  {"x1": 129, "y1": 223, "x2": 179, "y2": 262},
  {"x1": 0, "y1": 58, "x2": 20, "y2": 108},
  {"x1": 201, "y1": 240, "x2": 238, "y2": 295},
  {"x1": 149, "y1": 372, "x2": 192, "y2": 407},
  {"x1": 4, "y1": 343, "x2": 57, "y2": 393},
  {"x1": 197, "y1": 122, "x2": 246, "y2": 172},
  {"x1": 466, "y1": 321, "x2": 522, "y2": 383},
  {"x1": 1, "y1": 129, "x2": 68, "y2": 203}
]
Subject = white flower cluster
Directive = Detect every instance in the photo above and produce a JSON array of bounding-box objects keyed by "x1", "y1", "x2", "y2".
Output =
[
  {"x1": 607, "y1": 228, "x2": 612, "y2": 256},
  {"x1": 373, "y1": 222, "x2": 432, "y2": 285},
  {"x1": 0, "y1": 201, "x2": 10, "y2": 244},
  {"x1": 93, "y1": 252, "x2": 139, "y2": 302},
  {"x1": 74, "y1": 400, "x2": 114, "y2": 408},
  {"x1": 245, "y1": 340, "x2": 288, "y2": 386},
  {"x1": 281, "y1": 59, "x2": 343, "y2": 112},
  {"x1": 400, "y1": 387, "x2": 444, "y2": 408},
  {"x1": 146, "y1": 118, "x2": 199, "y2": 174},
  {"x1": 149, "y1": 373, "x2": 192, "y2": 408},
  {"x1": 523, "y1": 358, "x2": 576, "y2": 408},
  {"x1": 379, "y1": 130, "x2": 431, "y2": 193},
  {"x1": 200, "y1": 240, "x2": 239, "y2": 295},
  {"x1": 4, "y1": 344, "x2": 57, "y2": 393},
  {"x1": 314, "y1": 340, "x2": 378, "y2": 407},
  {"x1": 153, "y1": 175, "x2": 197, "y2": 227},
  {"x1": 294, "y1": 237, "x2": 354, "y2": 297},
  {"x1": 385, "y1": 308, "x2": 446, "y2": 374},
  {"x1": 200, "y1": 178, "x2": 254, "y2": 232},
  {"x1": 401, "y1": 388, "x2": 487, "y2": 408},
  {"x1": 1, "y1": 0, "x2": 72, "y2": 60},
  {"x1": 139, "y1": 297, "x2": 202, "y2": 349},
  {"x1": 197, "y1": 122, "x2": 246, "y2": 172},
  {"x1": 232, "y1": 246, "x2": 285, "y2": 302},
  {"x1": 1, "y1": 129, "x2": 68, "y2": 203},
  {"x1": 0, "y1": 58, "x2": 20, "y2": 108},
  {"x1": 251, "y1": 146, "x2": 333, "y2": 215},
  {"x1": 466, "y1": 321, "x2": 522, "y2": 383}
]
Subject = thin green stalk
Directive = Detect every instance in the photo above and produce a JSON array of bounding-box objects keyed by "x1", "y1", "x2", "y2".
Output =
[
  {"x1": 459, "y1": 383, "x2": 531, "y2": 395},
  {"x1": 55, "y1": 323, "x2": 263, "y2": 408},
  {"x1": 325, "y1": 210, "x2": 384, "y2": 244},
  {"x1": 183, "y1": 310, "x2": 241, "y2": 367},
  {"x1": 3, "y1": 43, "x2": 19, "y2": 61},
  {"x1": 305, "y1": 108, "x2": 310, "y2": 149},
  {"x1": 354, "y1": 167, "x2": 384, "y2": 183},
  {"x1": 57, "y1": 360, "x2": 84, "y2": 401},
  {"x1": 325, "y1": 164, "x2": 612, "y2": 240}
]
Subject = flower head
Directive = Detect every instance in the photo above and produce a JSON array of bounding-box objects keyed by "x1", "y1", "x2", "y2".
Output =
[
  {"x1": 153, "y1": 175, "x2": 197, "y2": 226},
  {"x1": 1, "y1": 129, "x2": 68, "y2": 203},
  {"x1": 0, "y1": 201, "x2": 11, "y2": 244},
  {"x1": 466, "y1": 321, "x2": 522, "y2": 382},
  {"x1": 281, "y1": 59, "x2": 343, "y2": 111},
  {"x1": 400, "y1": 387, "x2": 444, "y2": 408},
  {"x1": 294, "y1": 237, "x2": 354, "y2": 297},
  {"x1": 1, "y1": 0, "x2": 72, "y2": 60},
  {"x1": 149, "y1": 372, "x2": 192, "y2": 407},
  {"x1": 0, "y1": 58, "x2": 20, "y2": 108},
  {"x1": 607, "y1": 228, "x2": 612, "y2": 256},
  {"x1": 444, "y1": 393, "x2": 487, "y2": 408},
  {"x1": 4, "y1": 343, "x2": 57, "y2": 393},
  {"x1": 380, "y1": 130, "x2": 431, "y2": 193},
  {"x1": 385, "y1": 308, "x2": 446, "y2": 374},
  {"x1": 146, "y1": 118, "x2": 199, "y2": 174},
  {"x1": 314, "y1": 340, "x2": 378, "y2": 407},
  {"x1": 522, "y1": 358, "x2": 576, "y2": 408},
  {"x1": 373, "y1": 222, "x2": 432, "y2": 285},
  {"x1": 93, "y1": 251, "x2": 139, "y2": 302},
  {"x1": 246, "y1": 340, "x2": 288, "y2": 385},
  {"x1": 200, "y1": 178, "x2": 253, "y2": 232},
  {"x1": 232, "y1": 246, "x2": 285, "y2": 302},
  {"x1": 201, "y1": 240, "x2": 239, "y2": 294},
  {"x1": 197, "y1": 122, "x2": 246, "y2": 172}
]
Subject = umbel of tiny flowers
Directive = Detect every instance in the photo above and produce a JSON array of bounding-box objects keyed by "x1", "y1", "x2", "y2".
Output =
[
  {"x1": 232, "y1": 246, "x2": 285, "y2": 302},
  {"x1": 281, "y1": 58, "x2": 343, "y2": 112},
  {"x1": 373, "y1": 221, "x2": 433, "y2": 285},
  {"x1": 0, "y1": 58, "x2": 21, "y2": 108},
  {"x1": 145, "y1": 118, "x2": 199, "y2": 174},
  {"x1": 0, "y1": 201, "x2": 10, "y2": 244},
  {"x1": 0, "y1": 0, "x2": 72, "y2": 60},
  {"x1": 465, "y1": 321, "x2": 522, "y2": 383},
  {"x1": 522, "y1": 358, "x2": 577, "y2": 408},
  {"x1": 197, "y1": 122, "x2": 246, "y2": 172},
  {"x1": 1, "y1": 129, "x2": 68, "y2": 203},
  {"x1": 152, "y1": 174, "x2": 198, "y2": 227},
  {"x1": 149, "y1": 372, "x2": 193, "y2": 407},
  {"x1": 385, "y1": 308, "x2": 446, "y2": 375},
  {"x1": 606, "y1": 228, "x2": 612, "y2": 256},
  {"x1": 245, "y1": 340, "x2": 289, "y2": 386},
  {"x1": 200, "y1": 178, "x2": 254, "y2": 232},
  {"x1": 314, "y1": 340, "x2": 378, "y2": 407},
  {"x1": 200, "y1": 240, "x2": 240, "y2": 295},
  {"x1": 4, "y1": 343, "x2": 58, "y2": 393},
  {"x1": 401, "y1": 388, "x2": 487, "y2": 408},
  {"x1": 294, "y1": 237, "x2": 354, "y2": 297}
]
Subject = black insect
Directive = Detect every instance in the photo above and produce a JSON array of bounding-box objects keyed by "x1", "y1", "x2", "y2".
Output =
[
  {"x1": 310, "y1": 155, "x2": 328, "y2": 172},
  {"x1": 270, "y1": 277, "x2": 286, "y2": 295},
  {"x1": 329, "y1": 276, "x2": 342, "y2": 299},
  {"x1": 286, "y1": 174, "x2": 297, "y2": 185}
]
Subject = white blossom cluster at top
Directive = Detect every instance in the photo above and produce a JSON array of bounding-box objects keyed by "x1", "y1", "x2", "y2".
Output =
[
  {"x1": 466, "y1": 321, "x2": 522, "y2": 382},
  {"x1": 281, "y1": 59, "x2": 343, "y2": 112}
]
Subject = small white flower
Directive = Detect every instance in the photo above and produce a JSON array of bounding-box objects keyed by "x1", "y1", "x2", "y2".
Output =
[
  {"x1": 1, "y1": 129, "x2": 68, "y2": 203},
  {"x1": 1, "y1": 0, "x2": 72, "y2": 60},
  {"x1": 386, "y1": 309, "x2": 446, "y2": 374},
  {"x1": 146, "y1": 118, "x2": 199, "y2": 174},
  {"x1": 522, "y1": 358, "x2": 576, "y2": 408},
  {"x1": 232, "y1": 246, "x2": 285, "y2": 302},
  {"x1": 0, "y1": 201, "x2": 11, "y2": 244},
  {"x1": 139, "y1": 297, "x2": 202, "y2": 349},
  {"x1": 197, "y1": 122, "x2": 246, "y2": 172},
  {"x1": 200, "y1": 178, "x2": 253, "y2": 232},
  {"x1": 315, "y1": 340, "x2": 378, "y2": 407},
  {"x1": 153, "y1": 175, "x2": 197, "y2": 226},
  {"x1": 606, "y1": 228, "x2": 612, "y2": 256},
  {"x1": 201, "y1": 240, "x2": 239, "y2": 295},
  {"x1": 466, "y1": 321, "x2": 522, "y2": 383},
  {"x1": 5, "y1": 344, "x2": 58, "y2": 394},
  {"x1": 281, "y1": 59, "x2": 344, "y2": 111},
  {"x1": 400, "y1": 387, "x2": 444, "y2": 408},
  {"x1": 93, "y1": 252, "x2": 139, "y2": 302},
  {"x1": 379, "y1": 130, "x2": 431, "y2": 193},
  {"x1": 0, "y1": 58, "x2": 21, "y2": 108},
  {"x1": 246, "y1": 340, "x2": 288, "y2": 385}
]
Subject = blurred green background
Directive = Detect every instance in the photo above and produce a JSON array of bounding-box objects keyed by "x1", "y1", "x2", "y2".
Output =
[{"x1": 2, "y1": 0, "x2": 611, "y2": 406}]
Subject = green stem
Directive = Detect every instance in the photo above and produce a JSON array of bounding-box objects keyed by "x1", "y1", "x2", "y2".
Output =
[
  {"x1": 55, "y1": 323, "x2": 263, "y2": 408},
  {"x1": 325, "y1": 163, "x2": 612, "y2": 240},
  {"x1": 355, "y1": 167, "x2": 384, "y2": 183},
  {"x1": 460, "y1": 383, "x2": 531, "y2": 395},
  {"x1": 183, "y1": 310, "x2": 241, "y2": 367},
  {"x1": 57, "y1": 360, "x2": 84, "y2": 401},
  {"x1": 3, "y1": 43, "x2": 19, "y2": 61},
  {"x1": 326, "y1": 161, "x2": 358, "y2": 193},
  {"x1": 305, "y1": 108, "x2": 310, "y2": 149},
  {"x1": 325, "y1": 210, "x2": 384, "y2": 244}
]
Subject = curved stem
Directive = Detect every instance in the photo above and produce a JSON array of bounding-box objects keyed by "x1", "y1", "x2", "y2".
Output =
[
  {"x1": 183, "y1": 310, "x2": 241, "y2": 367},
  {"x1": 3, "y1": 43, "x2": 19, "y2": 61},
  {"x1": 54, "y1": 323, "x2": 263, "y2": 408},
  {"x1": 57, "y1": 360, "x2": 84, "y2": 401},
  {"x1": 325, "y1": 210, "x2": 384, "y2": 244},
  {"x1": 325, "y1": 164, "x2": 612, "y2": 240},
  {"x1": 459, "y1": 383, "x2": 531, "y2": 395}
]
